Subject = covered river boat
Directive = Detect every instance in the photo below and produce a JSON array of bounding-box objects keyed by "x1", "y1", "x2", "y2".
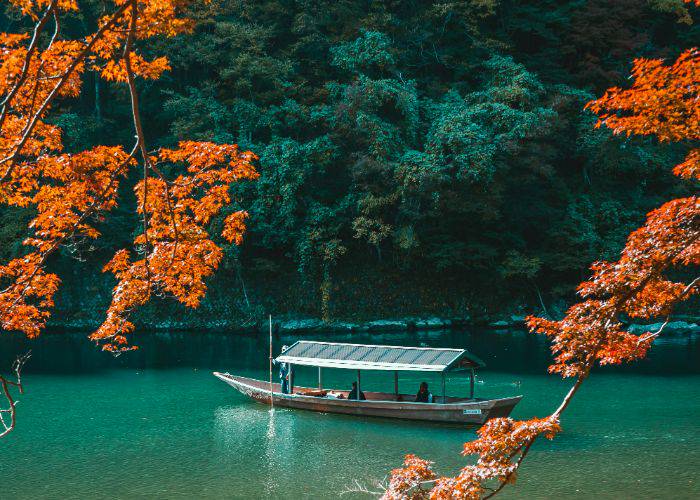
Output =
[{"x1": 214, "y1": 341, "x2": 522, "y2": 425}]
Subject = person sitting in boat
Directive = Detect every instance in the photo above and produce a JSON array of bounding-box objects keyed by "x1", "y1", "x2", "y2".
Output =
[
  {"x1": 415, "y1": 381, "x2": 433, "y2": 403},
  {"x1": 347, "y1": 381, "x2": 366, "y2": 400}
]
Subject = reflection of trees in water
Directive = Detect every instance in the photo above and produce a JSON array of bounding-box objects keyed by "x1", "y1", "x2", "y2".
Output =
[
  {"x1": 211, "y1": 395, "x2": 485, "y2": 496},
  {"x1": 1, "y1": 329, "x2": 698, "y2": 376},
  {"x1": 213, "y1": 405, "x2": 297, "y2": 497}
]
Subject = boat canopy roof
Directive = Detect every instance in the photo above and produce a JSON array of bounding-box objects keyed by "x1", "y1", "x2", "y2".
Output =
[{"x1": 275, "y1": 341, "x2": 484, "y2": 372}]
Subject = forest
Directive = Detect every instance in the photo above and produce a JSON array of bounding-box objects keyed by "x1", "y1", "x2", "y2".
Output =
[{"x1": 0, "y1": 0, "x2": 697, "y2": 329}]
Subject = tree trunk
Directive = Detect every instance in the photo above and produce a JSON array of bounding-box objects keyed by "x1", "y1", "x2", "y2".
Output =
[{"x1": 94, "y1": 74, "x2": 102, "y2": 120}]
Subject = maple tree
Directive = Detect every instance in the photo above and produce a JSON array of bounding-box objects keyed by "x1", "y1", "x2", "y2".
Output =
[
  {"x1": 0, "y1": 0, "x2": 257, "y2": 435},
  {"x1": 383, "y1": 11, "x2": 699, "y2": 500}
]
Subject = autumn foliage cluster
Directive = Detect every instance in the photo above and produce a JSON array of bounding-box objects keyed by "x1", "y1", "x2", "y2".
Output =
[
  {"x1": 384, "y1": 10, "x2": 699, "y2": 500},
  {"x1": 0, "y1": 0, "x2": 257, "y2": 351}
]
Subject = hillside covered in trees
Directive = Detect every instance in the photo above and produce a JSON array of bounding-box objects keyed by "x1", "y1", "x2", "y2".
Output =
[{"x1": 1, "y1": 0, "x2": 697, "y2": 330}]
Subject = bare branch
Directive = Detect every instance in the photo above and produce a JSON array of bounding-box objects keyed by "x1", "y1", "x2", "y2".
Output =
[
  {"x1": 637, "y1": 276, "x2": 700, "y2": 344},
  {"x1": 0, "y1": 351, "x2": 31, "y2": 439},
  {"x1": 340, "y1": 478, "x2": 389, "y2": 497}
]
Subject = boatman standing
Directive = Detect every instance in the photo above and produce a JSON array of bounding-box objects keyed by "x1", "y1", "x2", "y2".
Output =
[{"x1": 277, "y1": 345, "x2": 290, "y2": 394}]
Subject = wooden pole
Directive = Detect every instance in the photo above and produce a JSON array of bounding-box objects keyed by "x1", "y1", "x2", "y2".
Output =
[
  {"x1": 289, "y1": 364, "x2": 294, "y2": 394},
  {"x1": 394, "y1": 371, "x2": 399, "y2": 398},
  {"x1": 470, "y1": 368, "x2": 475, "y2": 399},
  {"x1": 441, "y1": 373, "x2": 446, "y2": 403},
  {"x1": 357, "y1": 370, "x2": 361, "y2": 398},
  {"x1": 268, "y1": 314, "x2": 273, "y2": 409}
]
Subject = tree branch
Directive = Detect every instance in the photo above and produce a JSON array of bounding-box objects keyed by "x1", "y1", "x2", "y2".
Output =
[
  {"x1": 2, "y1": 142, "x2": 138, "y2": 306},
  {"x1": 0, "y1": 1, "x2": 131, "y2": 182},
  {"x1": 0, "y1": 351, "x2": 31, "y2": 439},
  {"x1": 0, "y1": 1, "x2": 56, "y2": 131},
  {"x1": 123, "y1": 0, "x2": 155, "y2": 282},
  {"x1": 637, "y1": 276, "x2": 700, "y2": 344}
]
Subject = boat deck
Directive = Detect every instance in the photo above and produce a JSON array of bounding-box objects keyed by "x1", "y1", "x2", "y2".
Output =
[{"x1": 238, "y1": 374, "x2": 479, "y2": 404}]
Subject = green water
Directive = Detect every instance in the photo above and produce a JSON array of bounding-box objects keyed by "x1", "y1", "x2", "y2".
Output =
[{"x1": 1, "y1": 330, "x2": 698, "y2": 499}]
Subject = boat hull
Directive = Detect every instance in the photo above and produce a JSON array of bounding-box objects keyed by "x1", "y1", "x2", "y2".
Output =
[{"x1": 213, "y1": 372, "x2": 521, "y2": 425}]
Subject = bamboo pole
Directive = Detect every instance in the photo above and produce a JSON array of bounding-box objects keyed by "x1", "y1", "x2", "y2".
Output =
[
  {"x1": 269, "y1": 314, "x2": 273, "y2": 409},
  {"x1": 470, "y1": 368, "x2": 475, "y2": 399},
  {"x1": 441, "y1": 373, "x2": 446, "y2": 403},
  {"x1": 290, "y1": 365, "x2": 294, "y2": 394}
]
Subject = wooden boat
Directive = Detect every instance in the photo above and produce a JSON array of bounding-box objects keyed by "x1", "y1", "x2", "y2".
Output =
[{"x1": 213, "y1": 341, "x2": 522, "y2": 425}]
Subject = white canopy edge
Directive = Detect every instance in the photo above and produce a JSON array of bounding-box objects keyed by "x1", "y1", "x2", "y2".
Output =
[{"x1": 275, "y1": 355, "x2": 450, "y2": 372}]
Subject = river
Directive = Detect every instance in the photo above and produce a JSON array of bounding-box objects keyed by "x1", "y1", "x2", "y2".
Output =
[{"x1": 1, "y1": 329, "x2": 698, "y2": 499}]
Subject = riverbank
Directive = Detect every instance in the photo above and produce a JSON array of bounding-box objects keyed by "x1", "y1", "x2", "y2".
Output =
[
  {"x1": 44, "y1": 259, "x2": 700, "y2": 338},
  {"x1": 47, "y1": 313, "x2": 700, "y2": 337}
]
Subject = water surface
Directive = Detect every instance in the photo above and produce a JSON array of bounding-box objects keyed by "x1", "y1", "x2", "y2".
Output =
[{"x1": 1, "y1": 330, "x2": 698, "y2": 499}]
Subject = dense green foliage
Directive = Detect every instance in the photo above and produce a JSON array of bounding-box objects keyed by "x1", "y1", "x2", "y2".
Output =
[{"x1": 1, "y1": 0, "x2": 697, "y2": 326}]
